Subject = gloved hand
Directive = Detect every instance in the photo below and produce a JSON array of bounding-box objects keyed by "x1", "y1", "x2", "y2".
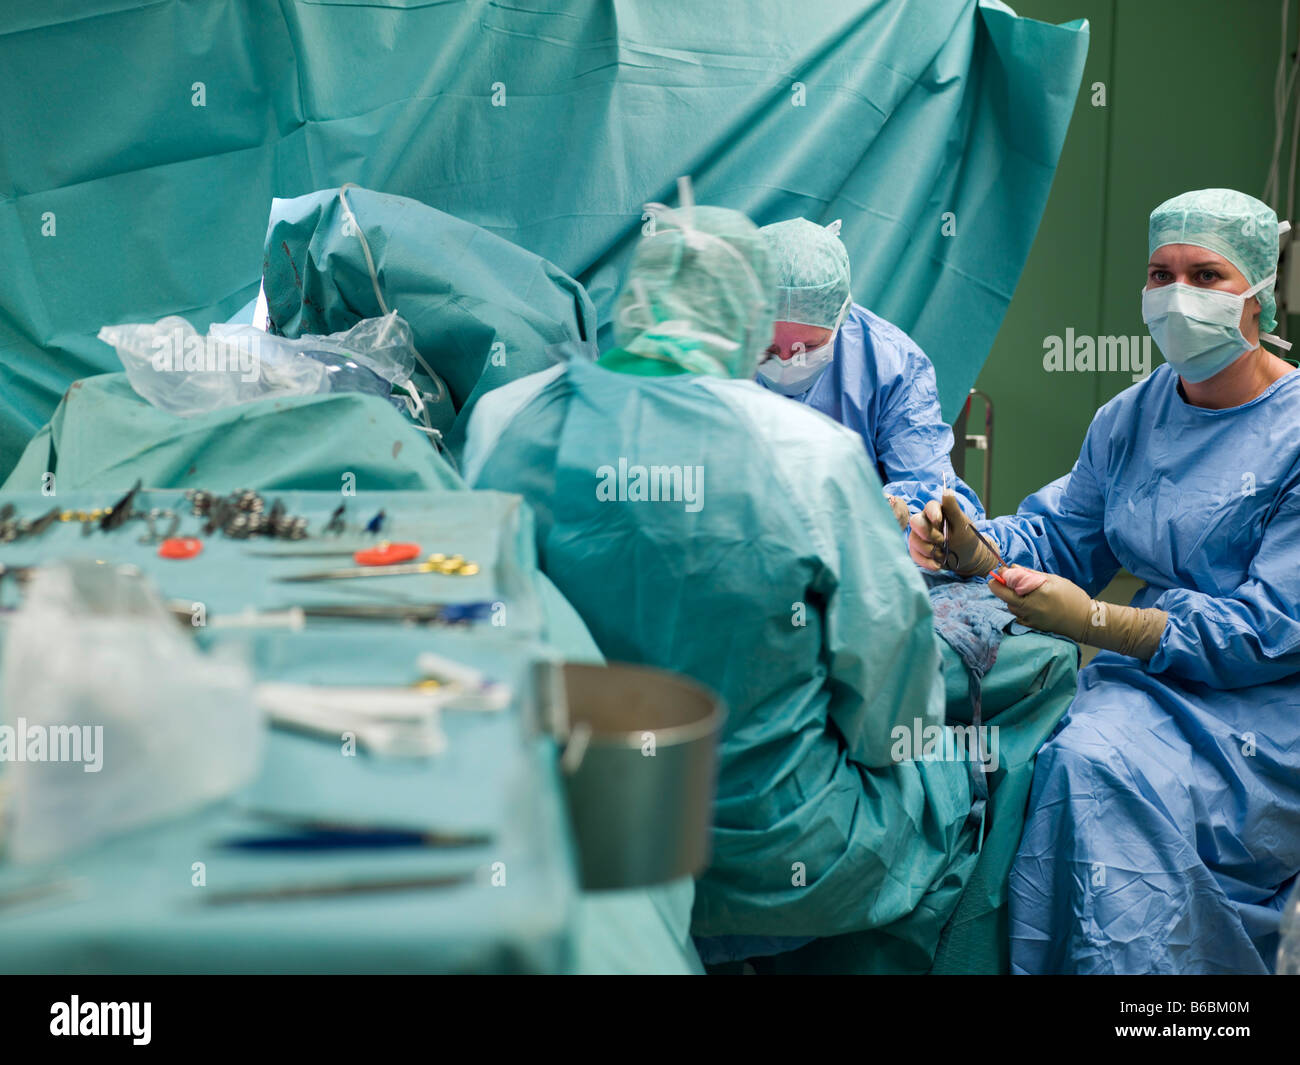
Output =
[
  {"x1": 885, "y1": 494, "x2": 911, "y2": 530},
  {"x1": 989, "y1": 565, "x2": 1168, "y2": 660},
  {"x1": 908, "y1": 491, "x2": 1000, "y2": 577}
]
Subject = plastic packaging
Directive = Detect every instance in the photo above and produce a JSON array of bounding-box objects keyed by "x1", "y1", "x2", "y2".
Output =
[
  {"x1": 0, "y1": 561, "x2": 262, "y2": 863},
  {"x1": 98, "y1": 311, "x2": 419, "y2": 418}
]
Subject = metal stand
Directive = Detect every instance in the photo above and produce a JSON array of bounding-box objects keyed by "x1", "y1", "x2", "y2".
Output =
[{"x1": 950, "y1": 388, "x2": 993, "y2": 509}]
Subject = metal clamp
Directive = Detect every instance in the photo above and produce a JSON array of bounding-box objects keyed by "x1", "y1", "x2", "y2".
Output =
[{"x1": 138, "y1": 508, "x2": 180, "y2": 545}]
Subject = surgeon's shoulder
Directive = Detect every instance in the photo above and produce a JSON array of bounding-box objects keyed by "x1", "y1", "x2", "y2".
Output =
[
  {"x1": 850, "y1": 304, "x2": 925, "y2": 352},
  {"x1": 463, "y1": 363, "x2": 571, "y2": 479},
  {"x1": 847, "y1": 303, "x2": 938, "y2": 381},
  {"x1": 1089, "y1": 363, "x2": 1175, "y2": 427},
  {"x1": 695, "y1": 379, "x2": 881, "y2": 558},
  {"x1": 695, "y1": 377, "x2": 868, "y2": 463},
  {"x1": 472, "y1": 362, "x2": 570, "y2": 418}
]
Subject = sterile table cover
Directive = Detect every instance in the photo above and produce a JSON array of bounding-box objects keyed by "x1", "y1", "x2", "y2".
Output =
[
  {"x1": 0, "y1": 629, "x2": 575, "y2": 974},
  {"x1": 0, "y1": 490, "x2": 697, "y2": 973}
]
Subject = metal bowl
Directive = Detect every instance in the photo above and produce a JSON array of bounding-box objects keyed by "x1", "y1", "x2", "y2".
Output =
[{"x1": 555, "y1": 661, "x2": 722, "y2": 891}]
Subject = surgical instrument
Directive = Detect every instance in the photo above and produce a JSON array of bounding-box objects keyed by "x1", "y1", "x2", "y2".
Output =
[
  {"x1": 271, "y1": 601, "x2": 494, "y2": 625},
  {"x1": 939, "y1": 471, "x2": 1002, "y2": 574},
  {"x1": 99, "y1": 479, "x2": 143, "y2": 531},
  {"x1": 323, "y1": 502, "x2": 347, "y2": 535},
  {"x1": 245, "y1": 541, "x2": 422, "y2": 565},
  {"x1": 220, "y1": 824, "x2": 491, "y2": 851},
  {"x1": 138, "y1": 507, "x2": 180, "y2": 545},
  {"x1": 189, "y1": 488, "x2": 308, "y2": 540},
  {"x1": 19, "y1": 505, "x2": 62, "y2": 541},
  {"x1": 275, "y1": 553, "x2": 479, "y2": 582},
  {"x1": 0, "y1": 504, "x2": 60, "y2": 544},
  {"x1": 198, "y1": 871, "x2": 475, "y2": 906}
]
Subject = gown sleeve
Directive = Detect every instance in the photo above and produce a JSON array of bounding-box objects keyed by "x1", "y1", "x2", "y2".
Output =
[
  {"x1": 873, "y1": 338, "x2": 984, "y2": 519},
  {"x1": 978, "y1": 409, "x2": 1122, "y2": 596},
  {"x1": 1146, "y1": 481, "x2": 1300, "y2": 687}
]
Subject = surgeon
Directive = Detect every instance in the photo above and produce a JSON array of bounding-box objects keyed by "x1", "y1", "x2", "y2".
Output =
[
  {"x1": 463, "y1": 189, "x2": 978, "y2": 967},
  {"x1": 909, "y1": 188, "x2": 1300, "y2": 974},
  {"x1": 755, "y1": 217, "x2": 981, "y2": 525}
]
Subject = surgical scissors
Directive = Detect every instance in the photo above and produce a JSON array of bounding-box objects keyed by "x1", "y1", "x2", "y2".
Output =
[
  {"x1": 275, "y1": 553, "x2": 479, "y2": 582},
  {"x1": 138, "y1": 507, "x2": 180, "y2": 545},
  {"x1": 938, "y1": 472, "x2": 1003, "y2": 575}
]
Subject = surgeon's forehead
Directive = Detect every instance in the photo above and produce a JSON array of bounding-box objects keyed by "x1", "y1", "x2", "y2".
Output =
[
  {"x1": 1147, "y1": 245, "x2": 1233, "y2": 268},
  {"x1": 772, "y1": 320, "x2": 831, "y2": 340}
]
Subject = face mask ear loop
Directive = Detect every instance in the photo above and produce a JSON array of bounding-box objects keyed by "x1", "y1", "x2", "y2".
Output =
[
  {"x1": 1237, "y1": 271, "x2": 1291, "y2": 351},
  {"x1": 1243, "y1": 272, "x2": 1278, "y2": 300},
  {"x1": 833, "y1": 294, "x2": 853, "y2": 332}
]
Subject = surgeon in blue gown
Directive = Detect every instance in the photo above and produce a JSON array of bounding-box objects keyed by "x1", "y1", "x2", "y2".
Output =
[
  {"x1": 910, "y1": 188, "x2": 1300, "y2": 974},
  {"x1": 464, "y1": 196, "x2": 979, "y2": 970},
  {"x1": 754, "y1": 218, "x2": 981, "y2": 523}
]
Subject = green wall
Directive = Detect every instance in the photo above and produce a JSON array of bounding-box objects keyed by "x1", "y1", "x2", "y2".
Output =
[{"x1": 969, "y1": 0, "x2": 1285, "y2": 514}]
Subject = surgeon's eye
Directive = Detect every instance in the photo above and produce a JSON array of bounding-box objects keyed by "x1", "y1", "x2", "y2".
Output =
[
  {"x1": 1195, "y1": 269, "x2": 1222, "y2": 283},
  {"x1": 1148, "y1": 268, "x2": 1172, "y2": 284}
]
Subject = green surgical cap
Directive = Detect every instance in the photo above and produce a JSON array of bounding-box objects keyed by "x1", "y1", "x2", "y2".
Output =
[
  {"x1": 613, "y1": 204, "x2": 775, "y2": 379},
  {"x1": 1149, "y1": 188, "x2": 1285, "y2": 334},
  {"x1": 760, "y1": 217, "x2": 852, "y2": 330}
]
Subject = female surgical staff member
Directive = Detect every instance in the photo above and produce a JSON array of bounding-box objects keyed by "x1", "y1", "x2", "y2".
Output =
[
  {"x1": 755, "y1": 217, "x2": 982, "y2": 524},
  {"x1": 910, "y1": 188, "x2": 1300, "y2": 974}
]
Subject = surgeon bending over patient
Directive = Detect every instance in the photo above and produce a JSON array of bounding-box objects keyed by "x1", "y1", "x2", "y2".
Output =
[
  {"x1": 754, "y1": 217, "x2": 981, "y2": 528},
  {"x1": 463, "y1": 191, "x2": 979, "y2": 971}
]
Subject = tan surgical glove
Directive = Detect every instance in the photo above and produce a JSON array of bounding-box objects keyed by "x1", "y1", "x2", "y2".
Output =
[
  {"x1": 885, "y1": 494, "x2": 912, "y2": 530},
  {"x1": 989, "y1": 566, "x2": 1168, "y2": 660},
  {"x1": 908, "y1": 491, "x2": 1000, "y2": 577}
]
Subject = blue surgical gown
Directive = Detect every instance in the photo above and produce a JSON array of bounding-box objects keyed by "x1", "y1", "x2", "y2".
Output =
[
  {"x1": 981, "y1": 364, "x2": 1300, "y2": 974},
  {"x1": 758, "y1": 303, "x2": 983, "y2": 517},
  {"x1": 463, "y1": 358, "x2": 978, "y2": 958}
]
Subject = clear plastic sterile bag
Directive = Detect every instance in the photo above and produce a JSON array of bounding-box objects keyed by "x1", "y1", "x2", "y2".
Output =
[
  {"x1": 0, "y1": 562, "x2": 263, "y2": 863},
  {"x1": 97, "y1": 311, "x2": 419, "y2": 418}
]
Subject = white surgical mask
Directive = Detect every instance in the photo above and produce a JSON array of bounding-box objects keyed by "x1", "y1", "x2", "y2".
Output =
[
  {"x1": 757, "y1": 336, "x2": 836, "y2": 395},
  {"x1": 1141, "y1": 273, "x2": 1290, "y2": 383}
]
